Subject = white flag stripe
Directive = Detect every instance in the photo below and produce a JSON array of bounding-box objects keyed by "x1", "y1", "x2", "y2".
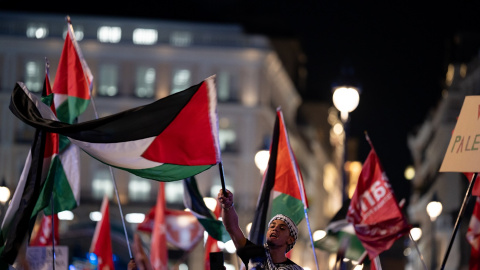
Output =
[{"x1": 69, "y1": 136, "x2": 163, "y2": 169}]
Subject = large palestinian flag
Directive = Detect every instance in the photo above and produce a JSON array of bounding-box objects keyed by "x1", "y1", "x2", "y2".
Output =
[{"x1": 9, "y1": 76, "x2": 221, "y2": 181}]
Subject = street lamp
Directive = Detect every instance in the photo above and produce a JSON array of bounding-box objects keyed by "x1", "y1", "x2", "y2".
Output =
[
  {"x1": 0, "y1": 179, "x2": 10, "y2": 222},
  {"x1": 426, "y1": 194, "x2": 442, "y2": 270},
  {"x1": 332, "y1": 85, "x2": 360, "y2": 202}
]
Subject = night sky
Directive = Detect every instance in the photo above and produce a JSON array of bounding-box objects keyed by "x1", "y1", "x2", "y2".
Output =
[{"x1": 3, "y1": 1, "x2": 480, "y2": 201}]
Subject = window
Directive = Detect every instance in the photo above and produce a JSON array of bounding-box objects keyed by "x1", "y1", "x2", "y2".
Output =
[
  {"x1": 92, "y1": 170, "x2": 113, "y2": 199},
  {"x1": 97, "y1": 26, "x2": 121, "y2": 43},
  {"x1": 165, "y1": 181, "x2": 184, "y2": 204},
  {"x1": 170, "y1": 31, "x2": 192, "y2": 47},
  {"x1": 133, "y1": 28, "x2": 158, "y2": 45},
  {"x1": 128, "y1": 176, "x2": 151, "y2": 202},
  {"x1": 26, "y1": 24, "x2": 48, "y2": 39},
  {"x1": 24, "y1": 60, "x2": 43, "y2": 92},
  {"x1": 135, "y1": 66, "x2": 156, "y2": 98},
  {"x1": 98, "y1": 64, "x2": 118, "y2": 96},
  {"x1": 218, "y1": 117, "x2": 238, "y2": 152},
  {"x1": 171, "y1": 69, "x2": 191, "y2": 94}
]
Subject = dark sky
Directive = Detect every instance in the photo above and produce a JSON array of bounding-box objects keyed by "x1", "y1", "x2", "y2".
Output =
[{"x1": 3, "y1": 1, "x2": 480, "y2": 201}]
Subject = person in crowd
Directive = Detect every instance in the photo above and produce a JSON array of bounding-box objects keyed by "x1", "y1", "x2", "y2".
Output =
[{"x1": 217, "y1": 189, "x2": 303, "y2": 270}]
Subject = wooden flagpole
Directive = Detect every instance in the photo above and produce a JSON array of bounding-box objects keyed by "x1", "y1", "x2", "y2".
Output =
[
  {"x1": 440, "y1": 172, "x2": 477, "y2": 270},
  {"x1": 409, "y1": 232, "x2": 428, "y2": 270}
]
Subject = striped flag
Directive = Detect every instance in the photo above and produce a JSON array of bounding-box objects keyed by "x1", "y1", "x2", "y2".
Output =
[
  {"x1": 0, "y1": 77, "x2": 56, "y2": 267},
  {"x1": 249, "y1": 108, "x2": 308, "y2": 246},
  {"x1": 9, "y1": 75, "x2": 221, "y2": 182},
  {"x1": 183, "y1": 176, "x2": 230, "y2": 242}
]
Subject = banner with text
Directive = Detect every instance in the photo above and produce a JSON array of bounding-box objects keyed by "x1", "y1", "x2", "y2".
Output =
[{"x1": 440, "y1": 96, "x2": 480, "y2": 172}]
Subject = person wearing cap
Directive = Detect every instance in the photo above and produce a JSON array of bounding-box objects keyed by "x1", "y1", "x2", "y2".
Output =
[{"x1": 218, "y1": 189, "x2": 303, "y2": 270}]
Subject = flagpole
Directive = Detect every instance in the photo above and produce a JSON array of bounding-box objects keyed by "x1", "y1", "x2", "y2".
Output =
[
  {"x1": 45, "y1": 57, "x2": 56, "y2": 270},
  {"x1": 218, "y1": 162, "x2": 227, "y2": 197},
  {"x1": 408, "y1": 232, "x2": 427, "y2": 270},
  {"x1": 88, "y1": 82, "x2": 133, "y2": 259},
  {"x1": 440, "y1": 172, "x2": 477, "y2": 270}
]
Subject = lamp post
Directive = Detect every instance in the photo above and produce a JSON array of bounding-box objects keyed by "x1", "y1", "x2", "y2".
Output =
[
  {"x1": 332, "y1": 85, "x2": 360, "y2": 202},
  {"x1": 426, "y1": 194, "x2": 442, "y2": 270}
]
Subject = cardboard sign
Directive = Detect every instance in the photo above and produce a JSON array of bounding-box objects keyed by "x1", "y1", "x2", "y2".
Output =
[
  {"x1": 440, "y1": 96, "x2": 480, "y2": 172},
  {"x1": 26, "y1": 246, "x2": 68, "y2": 270}
]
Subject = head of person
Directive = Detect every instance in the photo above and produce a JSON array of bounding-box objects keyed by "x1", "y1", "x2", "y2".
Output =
[{"x1": 266, "y1": 214, "x2": 298, "y2": 253}]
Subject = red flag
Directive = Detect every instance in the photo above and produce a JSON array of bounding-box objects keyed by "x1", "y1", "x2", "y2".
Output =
[
  {"x1": 346, "y1": 136, "x2": 411, "y2": 259},
  {"x1": 30, "y1": 213, "x2": 59, "y2": 246},
  {"x1": 204, "y1": 201, "x2": 222, "y2": 270},
  {"x1": 90, "y1": 195, "x2": 114, "y2": 270},
  {"x1": 463, "y1": 173, "x2": 480, "y2": 196},
  {"x1": 467, "y1": 197, "x2": 480, "y2": 270},
  {"x1": 150, "y1": 183, "x2": 168, "y2": 270}
]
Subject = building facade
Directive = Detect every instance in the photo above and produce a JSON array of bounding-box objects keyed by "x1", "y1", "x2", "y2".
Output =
[{"x1": 0, "y1": 12, "x2": 343, "y2": 270}]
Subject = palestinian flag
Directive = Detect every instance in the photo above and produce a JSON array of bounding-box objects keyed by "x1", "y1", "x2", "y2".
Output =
[
  {"x1": 183, "y1": 176, "x2": 230, "y2": 242},
  {"x1": 32, "y1": 72, "x2": 81, "y2": 215},
  {"x1": 249, "y1": 108, "x2": 308, "y2": 245},
  {"x1": 314, "y1": 200, "x2": 366, "y2": 261},
  {"x1": 9, "y1": 76, "x2": 221, "y2": 182},
  {"x1": 52, "y1": 18, "x2": 92, "y2": 126},
  {"x1": 0, "y1": 77, "x2": 57, "y2": 267}
]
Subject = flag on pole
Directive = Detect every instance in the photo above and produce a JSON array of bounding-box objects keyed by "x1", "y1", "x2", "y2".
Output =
[
  {"x1": 31, "y1": 69, "x2": 81, "y2": 216},
  {"x1": 136, "y1": 206, "x2": 204, "y2": 251},
  {"x1": 204, "y1": 201, "x2": 222, "y2": 270},
  {"x1": 10, "y1": 76, "x2": 221, "y2": 182},
  {"x1": 90, "y1": 195, "x2": 114, "y2": 270},
  {"x1": 151, "y1": 182, "x2": 168, "y2": 270},
  {"x1": 52, "y1": 17, "x2": 92, "y2": 127},
  {"x1": 30, "y1": 213, "x2": 60, "y2": 246},
  {"x1": 346, "y1": 135, "x2": 411, "y2": 260},
  {"x1": 249, "y1": 108, "x2": 308, "y2": 246},
  {"x1": 466, "y1": 196, "x2": 480, "y2": 270},
  {"x1": 0, "y1": 78, "x2": 53, "y2": 266},
  {"x1": 183, "y1": 176, "x2": 230, "y2": 242},
  {"x1": 314, "y1": 200, "x2": 366, "y2": 261}
]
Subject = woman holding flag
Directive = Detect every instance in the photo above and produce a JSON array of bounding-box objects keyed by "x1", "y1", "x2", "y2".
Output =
[{"x1": 218, "y1": 189, "x2": 303, "y2": 270}]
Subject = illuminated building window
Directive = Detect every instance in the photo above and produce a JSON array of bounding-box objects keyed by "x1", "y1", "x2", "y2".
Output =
[
  {"x1": 218, "y1": 117, "x2": 237, "y2": 152},
  {"x1": 63, "y1": 26, "x2": 84, "y2": 41},
  {"x1": 128, "y1": 176, "x2": 151, "y2": 202},
  {"x1": 26, "y1": 24, "x2": 48, "y2": 39},
  {"x1": 24, "y1": 60, "x2": 43, "y2": 92},
  {"x1": 97, "y1": 26, "x2": 122, "y2": 43},
  {"x1": 170, "y1": 31, "x2": 192, "y2": 47},
  {"x1": 165, "y1": 181, "x2": 184, "y2": 204},
  {"x1": 171, "y1": 69, "x2": 191, "y2": 94},
  {"x1": 92, "y1": 171, "x2": 113, "y2": 200},
  {"x1": 133, "y1": 28, "x2": 158, "y2": 45},
  {"x1": 135, "y1": 66, "x2": 156, "y2": 98},
  {"x1": 98, "y1": 64, "x2": 118, "y2": 96}
]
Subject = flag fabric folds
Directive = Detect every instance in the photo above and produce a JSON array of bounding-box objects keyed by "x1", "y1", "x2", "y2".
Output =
[
  {"x1": 204, "y1": 201, "x2": 222, "y2": 270},
  {"x1": 183, "y1": 176, "x2": 230, "y2": 242},
  {"x1": 90, "y1": 195, "x2": 114, "y2": 270},
  {"x1": 467, "y1": 197, "x2": 480, "y2": 270},
  {"x1": 314, "y1": 200, "x2": 366, "y2": 261},
  {"x1": 249, "y1": 108, "x2": 308, "y2": 246},
  {"x1": 0, "y1": 79, "x2": 52, "y2": 266},
  {"x1": 9, "y1": 76, "x2": 221, "y2": 182},
  {"x1": 32, "y1": 71, "x2": 81, "y2": 216},
  {"x1": 30, "y1": 213, "x2": 60, "y2": 246},
  {"x1": 151, "y1": 183, "x2": 168, "y2": 270},
  {"x1": 346, "y1": 137, "x2": 411, "y2": 260}
]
